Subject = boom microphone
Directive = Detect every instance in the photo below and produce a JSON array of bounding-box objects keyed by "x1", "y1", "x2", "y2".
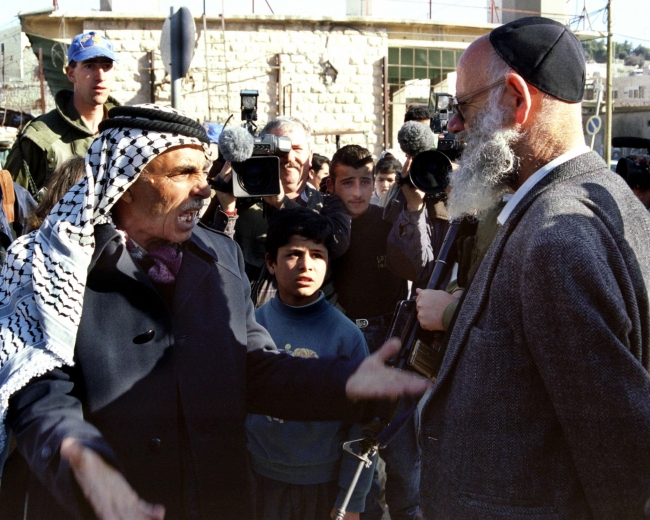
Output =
[
  {"x1": 397, "y1": 121, "x2": 437, "y2": 157},
  {"x1": 218, "y1": 126, "x2": 255, "y2": 163},
  {"x1": 612, "y1": 136, "x2": 650, "y2": 153}
]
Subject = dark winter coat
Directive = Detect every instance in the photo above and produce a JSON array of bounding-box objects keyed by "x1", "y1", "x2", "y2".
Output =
[
  {"x1": 1, "y1": 223, "x2": 358, "y2": 519},
  {"x1": 420, "y1": 152, "x2": 650, "y2": 519}
]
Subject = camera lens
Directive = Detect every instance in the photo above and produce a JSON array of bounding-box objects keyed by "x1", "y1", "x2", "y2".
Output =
[
  {"x1": 232, "y1": 157, "x2": 281, "y2": 197},
  {"x1": 409, "y1": 150, "x2": 451, "y2": 196}
]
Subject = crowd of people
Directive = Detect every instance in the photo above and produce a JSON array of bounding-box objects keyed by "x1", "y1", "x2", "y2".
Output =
[{"x1": 0, "y1": 15, "x2": 649, "y2": 520}]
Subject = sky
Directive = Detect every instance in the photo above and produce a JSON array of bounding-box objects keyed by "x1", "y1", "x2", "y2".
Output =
[{"x1": 0, "y1": 0, "x2": 647, "y2": 48}]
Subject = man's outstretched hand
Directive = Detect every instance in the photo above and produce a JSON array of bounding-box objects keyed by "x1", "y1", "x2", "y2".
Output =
[
  {"x1": 345, "y1": 338, "x2": 433, "y2": 401},
  {"x1": 61, "y1": 438, "x2": 165, "y2": 520}
]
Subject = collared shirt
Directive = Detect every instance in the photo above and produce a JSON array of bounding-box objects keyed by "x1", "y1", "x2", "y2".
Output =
[{"x1": 497, "y1": 145, "x2": 590, "y2": 226}]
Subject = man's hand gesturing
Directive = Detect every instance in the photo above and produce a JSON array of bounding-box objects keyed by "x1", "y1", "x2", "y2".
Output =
[
  {"x1": 345, "y1": 338, "x2": 432, "y2": 401},
  {"x1": 61, "y1": 438, "x2": 166, "y2": 520}
]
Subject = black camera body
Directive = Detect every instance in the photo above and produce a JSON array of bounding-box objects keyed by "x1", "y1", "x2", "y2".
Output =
[
  {"x1": 231, "y1": 134, "x2": 291, "y2": 198},
  {"x1": 437, "y1": 133, "x2": 465, "y2": 160},
  {"x1": 612, "y1": 136, "x2": 650, "y2": 191},
  {"x1": 616, "y1": 156, "x2": 650, "y2": 190},
  {"x1": 396, "y1": 150, "x2": 451, "y2": 202},
  {"x1": 212, "y1": 89, "x2": 292, "y2": 198}
]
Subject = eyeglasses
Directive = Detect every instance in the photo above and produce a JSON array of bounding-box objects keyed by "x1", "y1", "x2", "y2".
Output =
[{"x1": 449, "y1": 79, "x2": 506, "y2": 122}]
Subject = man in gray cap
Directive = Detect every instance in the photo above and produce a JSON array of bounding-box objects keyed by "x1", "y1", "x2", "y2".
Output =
[
  {"x1": 418, "y1": 17, "x2": 650, "y2": 518},
  {"x1": 4, "y1": 31, "x2": 118, "y2": 199}
]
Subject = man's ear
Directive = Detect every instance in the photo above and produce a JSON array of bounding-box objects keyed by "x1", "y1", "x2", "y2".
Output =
[
  {"x1": 504, "y1": 72, "x2": 536, "y2": 125},
  {"x1": 265, "y1": 253, "x2": 276, "y2": 275},
  {"x1": 65, "y1": 66, "x2": 75, "y2": 84},
  {"x1": 326, "y1": 177, "x2": 335, "y2": 195}
]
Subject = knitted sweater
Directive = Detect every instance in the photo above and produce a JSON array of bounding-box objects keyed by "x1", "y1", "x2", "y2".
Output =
[{"x1": 246, "y1": 293, "x2": 372, "y2": 511}]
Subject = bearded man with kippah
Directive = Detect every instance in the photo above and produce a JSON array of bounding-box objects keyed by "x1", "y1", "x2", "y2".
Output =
[
  {"x1": 0, "y1": 105, "x2": 430, "y2": 520},
  {"x1": 418, "y1": 17, "x2": 650, "y2": 518}
]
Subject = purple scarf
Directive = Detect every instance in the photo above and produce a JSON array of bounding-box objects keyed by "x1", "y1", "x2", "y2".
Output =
[{"x1": 125, "y1": 236, "x2": 182, "y2": 284}]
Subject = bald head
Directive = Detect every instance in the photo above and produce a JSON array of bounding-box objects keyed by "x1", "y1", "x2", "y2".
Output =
[
  {"x1": 451, "y1": 31, "x2": 585, "y2": 176},
  {"x1": 446, "y1": 25, "x2": 587, "y2": 218}
]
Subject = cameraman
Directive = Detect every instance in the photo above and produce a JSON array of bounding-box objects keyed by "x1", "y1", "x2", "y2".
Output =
[
  {"x1": 618, "y1": 156, "x2": 650, "y2": 209},
  {"x1": 382, "y1": 124, "x2": 450, "y2": 293},
  {"x1": 211, "y1": 116, "x2": 351, "y2": 306}
]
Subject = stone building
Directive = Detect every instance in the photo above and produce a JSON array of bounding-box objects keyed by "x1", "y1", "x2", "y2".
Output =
[
  {"x1": 0, "y1": 24, "x2": 54, "y2": 119},
  {"x1": 17, "y1": 9, "x2": 492, "y2": 157}
]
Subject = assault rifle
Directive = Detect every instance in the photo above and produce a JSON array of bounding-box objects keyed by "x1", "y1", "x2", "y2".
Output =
[
  {"x1": 387, "y1": 217, "x2": 475, "y2": 379},
  {"x1": 333, "y1": 217, "x2": 476, "y2": 519}
]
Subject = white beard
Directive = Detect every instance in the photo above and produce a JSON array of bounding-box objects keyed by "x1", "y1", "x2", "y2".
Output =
[{"x1": 446, "y1": 97, "x2": 520, "y2": 220}]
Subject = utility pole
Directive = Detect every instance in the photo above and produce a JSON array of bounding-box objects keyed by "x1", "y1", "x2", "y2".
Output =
[
  {"x1": 38, "y1": 48, "x2": 46, "y2": 114},
  {"x1": 604, "y1": 0, "x2": 613, "y2": 166},
  {"x1": 203, "y1": 0, "x2": 212, "y2": 120}
]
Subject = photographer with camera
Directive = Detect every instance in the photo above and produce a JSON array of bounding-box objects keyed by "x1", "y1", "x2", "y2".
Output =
[
  {"x1": 211, "y1": 114, "x2": 351, "y2": 307},
  {"x1": 383, "y1": 122, "x2": 450, "y2": 293}
]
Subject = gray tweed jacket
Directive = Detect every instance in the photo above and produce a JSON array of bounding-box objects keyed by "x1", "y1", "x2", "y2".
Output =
[{"x1": 420, "y1": 151, "x2": 650, "y2": 519}]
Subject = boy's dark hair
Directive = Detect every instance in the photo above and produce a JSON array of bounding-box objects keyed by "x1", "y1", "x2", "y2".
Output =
[
  {"x1": 28, "y1": 155, "x2": 86, "y2": 231},
  {"x1": 404, "y1": 105, "x2": 433, "y2": 123},
  {"x1": 266, "y1": 207, "x2": 335, "y2": 263},
  {"x1": 329, "y1": 145, "x2": 374, "y2": 182},
  {"x1": 311, "y1": 153, "x2": 330, "y2": 173},
  {"x1": 375, "y1": 156, "x2": 402, "y2": 175}
]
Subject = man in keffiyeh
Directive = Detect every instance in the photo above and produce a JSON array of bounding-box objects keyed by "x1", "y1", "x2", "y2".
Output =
[{"x1": 0, "y1": 104, "x2": 430, "y2": 520}]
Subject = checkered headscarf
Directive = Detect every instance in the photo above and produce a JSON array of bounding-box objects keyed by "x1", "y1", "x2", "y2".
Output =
[{"x1": 0, "y1": 104, "x2": 211, "y2": 455}]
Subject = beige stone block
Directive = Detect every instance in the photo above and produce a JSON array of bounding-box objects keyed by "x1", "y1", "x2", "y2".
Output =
[
  {"x1": 294, "y1": 64, "x2": 312, "y2": 75},
  {"x1": 336, "y1": 94, "x2": 355, "y2": 104},
  {"x1": 104, "y1": 29, "x2": 124, "y2": 40},
  {"x1": 328, "y1": 83, "x2": 343, "y2": 94},
  {"x1": 317, "y1": 93, "x2": 335, "y2": 105},
  {"x1": 118, "y1": 40, "x2": 140, "y2": 52}
]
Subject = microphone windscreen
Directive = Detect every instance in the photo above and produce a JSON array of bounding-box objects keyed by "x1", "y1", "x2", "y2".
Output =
[
  {"x1": 397, "y1": 121, "x2": 436, "y2": 157},
  {"x1": 218, "y1": 126, "x2": 255, "y2": 163},
  {"x1": 612, "y1": 136, "x2": 650, "y2": 151}
]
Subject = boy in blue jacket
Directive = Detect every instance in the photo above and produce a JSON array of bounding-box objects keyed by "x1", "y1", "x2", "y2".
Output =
[{"x1": 246, "y1": 207, "x2": 373, "y2": 520}]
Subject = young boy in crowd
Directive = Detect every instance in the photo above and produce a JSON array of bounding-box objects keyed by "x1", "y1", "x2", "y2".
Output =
[
  {"x1": 326, "y1": 145, "x2": 407, "y2": 352},
  {"x1": 245, "y1": 207, "x2": 372, "y2": 520},
  {"x1": 370, "y1": 156, "x2": 402, "y2": 206},
  {"x1": 308, "y1": 153, "x2": 331, "y2": 191}
]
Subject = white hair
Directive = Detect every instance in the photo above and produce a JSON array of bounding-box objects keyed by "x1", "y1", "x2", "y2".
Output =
[{"x1": 262, "y1": 116, "x2": 312, "y2": 142}]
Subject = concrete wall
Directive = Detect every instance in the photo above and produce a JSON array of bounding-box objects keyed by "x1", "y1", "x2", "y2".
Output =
[
  {"x1": 76, "y1": 18, "x2": 388, "y2": 157},
  {"x1": 1, "y1": 26, "x2": 54, "y2": 118}
]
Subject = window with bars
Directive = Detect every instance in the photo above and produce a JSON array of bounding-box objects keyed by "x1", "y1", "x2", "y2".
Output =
[{"x1": 387, "y1": 47, "x2": 463, "y2": 89}]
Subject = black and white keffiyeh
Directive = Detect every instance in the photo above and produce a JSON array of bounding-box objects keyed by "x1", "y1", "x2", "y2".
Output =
[{"x1": 0, "y1": 104, "x2": 211, "y2": 454}]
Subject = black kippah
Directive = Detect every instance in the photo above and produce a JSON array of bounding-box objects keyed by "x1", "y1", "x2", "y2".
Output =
[
  {"x1": 99, "y1": 105, "x2": 210, "y2": 143},
  {"x1": 489, "y1": 16, "x2": 586, "y2": 103}
]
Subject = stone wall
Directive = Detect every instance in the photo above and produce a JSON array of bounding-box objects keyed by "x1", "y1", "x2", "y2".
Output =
[
  {"x1": 1, "y1": 26, "x2": 55, "y2": 118},
  {"x1": 84, "y1": 19, "x2": 389, "y2": 157}
]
